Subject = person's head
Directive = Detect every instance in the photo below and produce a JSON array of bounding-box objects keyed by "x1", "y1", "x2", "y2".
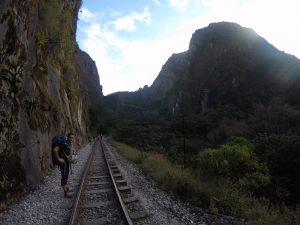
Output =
[{"x1": 67, "y1": 132, "x2": 75, "y2": 143}]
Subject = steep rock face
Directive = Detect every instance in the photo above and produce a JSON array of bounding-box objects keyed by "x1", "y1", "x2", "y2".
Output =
[
  {"x1": 76, "y1": 48, "x2": 103, "y2": 106},
  {"x1": 76, "y1": 48, "x2": 104, "y2": 132},
  {"x1": 106, "y1": 22, "x2": 300, "y2": 118},
  {"x1": 105, "y1": 52, "x2": 189, "y2": 118},
  {"x1": 150, "y1": 52, "x2": 189, "y2": 114},
  {"x1": 0, "y1": 0, "x2": 103, "y2": 208},
  {"x1": 183, "y1": 22, "x2": 300, "y2": 114},
  {"x1": 151, "y1": 52, "x2": 189, "y2": 98}
]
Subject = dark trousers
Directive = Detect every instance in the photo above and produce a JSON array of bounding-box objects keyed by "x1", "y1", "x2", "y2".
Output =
[{"x1": 59, "y1": 162, "x2": 70, "y2": 186}]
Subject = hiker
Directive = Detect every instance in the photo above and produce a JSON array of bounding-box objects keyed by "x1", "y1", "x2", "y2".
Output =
[{"x1": 52, "y1": 133, "x2": 75, "y2": 198}]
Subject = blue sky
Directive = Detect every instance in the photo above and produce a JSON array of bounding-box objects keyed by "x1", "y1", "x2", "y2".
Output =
[{"x1": 77, "y1": 0, "x2": 300, "y2": 95}]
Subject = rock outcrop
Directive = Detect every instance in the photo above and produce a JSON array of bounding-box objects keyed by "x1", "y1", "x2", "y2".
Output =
[
  {"x1": 76, "y1": 48, "x2": 103, "y2": 106},
  {"x1": 0, "y1": 0, "x2": 102, "y2": 208},
  {"x1": 181, "y1": 22, "x2": 300, "y2": 114}
]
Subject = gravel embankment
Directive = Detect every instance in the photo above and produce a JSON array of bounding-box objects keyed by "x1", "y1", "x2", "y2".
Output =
[
  {"x1": 0, "y1": 143, "x2": 93, "y2": 225},
  {"x1": 104, "y1": 138, "x2": 247, "y2": 225}
]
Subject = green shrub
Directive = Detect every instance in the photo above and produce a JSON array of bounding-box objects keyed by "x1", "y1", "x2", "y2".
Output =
[
  {"x1": 39, "y1": 0, "x2": 61, "y2": 44},
  {"x1": 197, "y1": 137, "x2": 270, "y2": 191},
  {"x1": 113, "y1": 142, "x2": 140, "y2": 162},
  {"x1": 37, "y1": 31, "x2": 48, "y2": 47},
  {"x1": 136, "y1": 152, "x2": 148, "y2": 164},
  {"x1": 141, "y1": 153, "x2": 173, "y2": 184},
  {"x1": 111, "y1": 139, "x2": 295, "y2": 225},
  {"x1": 254, "y1": 133, "x2": 300, "y2": 203}
]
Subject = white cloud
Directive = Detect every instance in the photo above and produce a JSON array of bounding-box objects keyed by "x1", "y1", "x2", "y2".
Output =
[
  {"x1": 153, "y1": 0, "x2": 161, "y2": 5},
  {"x1": 80, "y1": 23, "x2": 188, "y2": 94},
  {"x1": 112, "y1": 7, "x2": 151, "y2": 32},
  {"x1": 237, "y1": 0, "x2": 300, "y2": 58},
  {"x1": 78, "y1": 0, "x2": 300, "y2": 95},
  {"x1": 200, "y1": 0, "x2": 236, "y2": 8},
  {"x1": 78, "y1": 7, "x2": 159, "y2": 95},
  {"x1": 176, "y1": 0, "x2": 300, "y2": 58},
  {"x1": 79, "y1": 14, "x2": 189, "y2": 95},
  {"x1": 78, "y1": 7, "x2": 99, "y2": 23},
  {"x1": 168, "y1": 0, "x2": 191, "y2": 11}
]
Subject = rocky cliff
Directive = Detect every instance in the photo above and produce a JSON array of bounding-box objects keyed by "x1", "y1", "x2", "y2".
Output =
[
  {"x1": 106, "y1": 22, "x2": 300, "y2": 118},
  {"x1": 181, "y1": 22, "x2": 300, "y2": 114},
  {"x1": 76, "y1": 48, "x2": 103, "y2": 106},
  {"x1": 0, "y1": 0, "x2": 103, "y2": 208}
]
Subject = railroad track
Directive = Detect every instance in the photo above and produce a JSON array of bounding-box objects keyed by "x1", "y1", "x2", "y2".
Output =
[{"x1": 68, "y1": 138, "x2": 148, "y2": 225}]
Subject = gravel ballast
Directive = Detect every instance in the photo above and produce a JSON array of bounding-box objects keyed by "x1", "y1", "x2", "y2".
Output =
[
  {"x1": 0, "y1": 139, "x2": 246, "y2": 225},
  {"x1": 0, "y1": 143, "x2": 93, "y2": 225}
]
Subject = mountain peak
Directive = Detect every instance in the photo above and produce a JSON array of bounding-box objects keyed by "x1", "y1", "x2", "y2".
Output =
[{"x1": 106, "y1": 22, "x2": 300, "y2": 118}]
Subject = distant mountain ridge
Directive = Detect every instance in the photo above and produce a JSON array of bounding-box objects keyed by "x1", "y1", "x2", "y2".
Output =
[{"x1": 105, "y1": 22, "x2": 300, "y2": 118}]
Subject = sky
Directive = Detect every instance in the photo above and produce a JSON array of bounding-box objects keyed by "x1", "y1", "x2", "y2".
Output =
[{"x1": 76, "y1": 0, "x2": 300, "y2": 95}]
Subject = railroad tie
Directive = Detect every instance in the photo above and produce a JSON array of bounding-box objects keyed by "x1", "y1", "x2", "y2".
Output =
[
  {"x1": 113, "y1": 173, "x2": 122, "y2": 178},
  {"x1": 87, "y1": 181, "x2": 110, "y2": 185},
  {"x1": 85, "y1": 189, "x2": 112, "y2": 194},
  {"x1": 89, "y1": 175, "x2": 110, "y2": 179},
  {"x1": 118, "y1": 185, "x2": 131, "y2": 192},
  {"x1": 123, "y1": 196, "x2": 138, "y2": 204},
  {"x1": 80, "y1": 218, "x2": 108, "y2": 225},
  {"x1": 82, "y1": 201, "x2": 113, "y2": 208},
  {"x1": 110, "y1": 165, "x2": 118, "y2": 169},
  {"x1": 111, "y1": 168, "x2": 120, "y2": 173},
  {"x1": 129, "y1": 210, "x2": 148, "y2": 221},
  {"x1": 116, "y1": 179, "x2": 127, "y2": 185}
]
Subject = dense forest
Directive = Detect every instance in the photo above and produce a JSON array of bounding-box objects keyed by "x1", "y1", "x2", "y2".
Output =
[{"x1": 109, "y1": 102, "x2": 300, "y2": 203}]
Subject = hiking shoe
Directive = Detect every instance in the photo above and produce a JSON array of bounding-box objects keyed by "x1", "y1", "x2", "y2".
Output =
[
  {"x1": 66, "y1": 187, "x2": 73, "y2": 192},
  {"x1": 64, "y1": 191, "x2": 73, "y2": 198}
]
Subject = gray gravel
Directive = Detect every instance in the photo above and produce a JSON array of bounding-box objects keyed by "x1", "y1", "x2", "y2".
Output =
[
  {"x1": 103, "y1": 138, "x2": 247, "y2": 225},
  {"x1": 0, "y1": 138, "x2": 247, "y2": 225},
  {"x1": 0, "y1": 143, "x2": 93, "y2": 225}
]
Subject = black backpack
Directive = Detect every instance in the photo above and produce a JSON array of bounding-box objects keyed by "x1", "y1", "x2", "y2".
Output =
[{"x1": 51, "y1": 135, "x2": 66, "y2": 165}]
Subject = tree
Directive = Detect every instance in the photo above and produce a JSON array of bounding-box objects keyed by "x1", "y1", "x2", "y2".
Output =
[{"x1": 197, "y1": 137, "x2": 270, "y2": 192}]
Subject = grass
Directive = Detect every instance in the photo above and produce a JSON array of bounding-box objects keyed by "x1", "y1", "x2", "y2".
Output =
[{"x1": 110, "y1": 138, "x2": 299, "y2": 225}]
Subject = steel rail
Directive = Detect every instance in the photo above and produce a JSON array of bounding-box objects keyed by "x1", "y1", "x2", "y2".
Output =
[
  {"x1": 100, "y1": 139, "x2": 134, "y2": 225},
  {"x1": 68, "y1": 141, "x2": 97, "y2": 225}
]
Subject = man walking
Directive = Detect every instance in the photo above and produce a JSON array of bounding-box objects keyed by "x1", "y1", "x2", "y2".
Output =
[{"x1": 52, "y1": 133, "x2": 75, "y2": 198}]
